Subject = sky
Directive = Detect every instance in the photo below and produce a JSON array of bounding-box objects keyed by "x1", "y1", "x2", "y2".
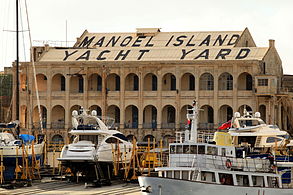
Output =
[{"x1": 1, "y1": 0, "x2": 293, "y2": 74}]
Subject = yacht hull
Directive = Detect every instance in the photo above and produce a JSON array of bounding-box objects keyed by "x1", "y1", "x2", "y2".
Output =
[{"x1": 138, "y1": 176, "x2": 293, "y2": 195}]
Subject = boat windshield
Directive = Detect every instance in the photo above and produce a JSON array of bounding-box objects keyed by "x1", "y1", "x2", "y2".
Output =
[
  {"x1": 79, "y1": 135, "x2": 99, "y2": 144},
  {"x1": 239, "y1": 119, "x2": 260, "y2": 127}
]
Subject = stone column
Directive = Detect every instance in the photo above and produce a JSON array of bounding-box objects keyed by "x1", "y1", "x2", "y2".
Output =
[{"x1": 64, "y1": 67, "x2": 70, "y2": 129}]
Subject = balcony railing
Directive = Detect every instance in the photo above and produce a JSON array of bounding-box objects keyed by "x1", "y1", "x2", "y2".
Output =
[
  {"x1": 161, "y1": 123, "x2": 175, "y2": 129},
  {"x1": 51, "y1": 121, "x2": 65, "y2": 129},
  {"x1": 198, "y1": 123, "x2": 215, "y2": 130},
  {"x1": 124, "y1": 122, "x2": 138, "y2": 129},
  {"x1": 32, "y1": 122, "x2": 47, "y2": 129},
  {"x1": 142, "y1": 122, "x2": 157, "y2": 129}
]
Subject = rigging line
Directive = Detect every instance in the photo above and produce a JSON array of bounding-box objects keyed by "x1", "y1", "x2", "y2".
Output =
[
  {"x1": 6, "y1": 78, "x2": 14, "y2": 122},
  {"x1": 24, "y1": 0, "x2": 43, "y2": 133},
  {"x1": 19, "y1": 0, "x2": 27, "y2": 61}
]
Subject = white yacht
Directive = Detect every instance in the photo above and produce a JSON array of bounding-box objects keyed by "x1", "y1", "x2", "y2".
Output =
[
  {"x1": 228, "y1": 110, "x2": 293, "y2": 149},
  {"x1": 138, "y1": 101, "x2": 293, "y2": 195},
  {"x1": 58, "y1": 108, "x2": 132, "y2": 183}
]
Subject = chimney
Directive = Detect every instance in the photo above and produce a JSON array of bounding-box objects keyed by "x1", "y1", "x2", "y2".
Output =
[{"x1": 269, "y1": 39, "x2": 275, "y2": 48}]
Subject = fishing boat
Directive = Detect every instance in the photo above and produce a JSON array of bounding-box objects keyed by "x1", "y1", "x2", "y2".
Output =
[
  {"x1": 58, "y1": 108, "x2": 132, "y2": 184},
  {"x1": 138, "y1": 100, "x2": 293, "y2": 195}
]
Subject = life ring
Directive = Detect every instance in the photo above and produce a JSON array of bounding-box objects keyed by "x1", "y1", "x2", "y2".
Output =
[{"x1": 226, "y1": 159, "x2": 232, "y2": 169}]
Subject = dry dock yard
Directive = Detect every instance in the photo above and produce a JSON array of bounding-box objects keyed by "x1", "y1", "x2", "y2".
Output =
[{"x1": 0, "y1": 179, "x2": 140, "y2": 195}]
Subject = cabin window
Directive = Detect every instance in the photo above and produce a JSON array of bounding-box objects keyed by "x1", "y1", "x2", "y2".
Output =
[
  {"x1": 174, "y1": 171, "x2": 180, "y2": 179},
  {"x1": 198, "y1": 146, "x2": 205, "y2": 154},
  {"x1": 190, "y1": 145, "x2": 197, "y2": 154},
  {"x1": 105, "y1": 137, "x2": 122, "y2": 144},
  {"x1": 236, "y1": 175, "x2": 249, "y2": 187},
  {"x1": 183, "y1": 145, "x2": 190, "y2": 154},
  {"x1": 177, "y1": 145, "x2": 183, "y2": 153},
  {"x1": 266, "y1": 137, "x2": 282, "y2": 143},
  {"x1": 170, "y1": 145, "x2": 175, "y2": 154},
  {"x1": 219, "y1": 173, "x2": 234, "y2": 185},
  {"x1": 207, "y1": 146, "x2": 212, "y2": 155},
  {"x1": 202, "y1": 172, "x2": 216, "y2": 182},
  {"x1": 252, "y1": 176, "x2": 265, "y2": 187},
  {"x1": 221, "y1": 148, "x2": 226, "y2": 156},
  {"x1": 182, "y1": 171, "x2": 189, "y2": 180},
  {"x1": 207, "y1": 146, "x2": 218, "y2": 155},
  {"x1": 268, "y1": 176, "x2": 279, "y2": 188}
]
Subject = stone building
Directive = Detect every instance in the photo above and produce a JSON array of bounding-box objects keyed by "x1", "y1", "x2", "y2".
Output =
[
  {"x1": 0, "y1": 67, "x2": 13, "y2": 123},
  {"x1": 13, "y1": 28, "x2": 293, "y2": 145}
]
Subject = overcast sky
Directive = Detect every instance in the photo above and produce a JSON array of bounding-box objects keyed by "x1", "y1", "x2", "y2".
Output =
[{"x1": 1, "y1": 0, "x2": 293, "y2": 74}]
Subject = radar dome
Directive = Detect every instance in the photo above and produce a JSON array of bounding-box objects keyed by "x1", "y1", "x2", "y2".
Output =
[
  {"x1": 234, "y1": 112, "x2": 240, "y2": 118},
  {"x1": 91, "y1": 110, "x2": 97, "y2": 116},
  {"x1": 255, "y1": 112, "x2": 261, "y2": 118},
  {"x1": 72, "y1": 110, "x2": 78, "y2": 117}
]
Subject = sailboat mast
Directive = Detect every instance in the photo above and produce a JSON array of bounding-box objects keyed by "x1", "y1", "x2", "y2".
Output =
[{"x1": 16, "y1": 0, "x2": 19, "y2": 123}]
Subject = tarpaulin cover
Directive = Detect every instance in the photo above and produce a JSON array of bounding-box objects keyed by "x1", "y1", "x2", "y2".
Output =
[{"x1": 19, "y1": 134, "x2": 35, "y2": 143}]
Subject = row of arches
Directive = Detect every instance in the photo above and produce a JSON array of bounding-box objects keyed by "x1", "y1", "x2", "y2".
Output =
[
  {"x1": 28, "y1": 72, "x2": 253, "y2": 93},
  {"x1": 20, "y1": 103, "x2": 267, "y2": 130}
]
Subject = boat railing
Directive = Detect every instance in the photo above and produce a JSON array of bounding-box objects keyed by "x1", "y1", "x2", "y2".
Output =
[
  {"x1": 169, "y1": 154, "x2": 272, "y2": 173},
  {"x1": 197, "y1": 131, "x2": 215, "y2": 143}
]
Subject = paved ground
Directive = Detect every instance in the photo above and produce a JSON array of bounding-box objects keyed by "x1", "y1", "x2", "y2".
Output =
[{"x1": 0, "y1": 180, "x2": 141, "y2": 195}]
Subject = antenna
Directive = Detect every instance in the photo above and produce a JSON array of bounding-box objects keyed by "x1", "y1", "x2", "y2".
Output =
[{"x1": 66, "y1": 20, "x2": 68, "y2": 47}]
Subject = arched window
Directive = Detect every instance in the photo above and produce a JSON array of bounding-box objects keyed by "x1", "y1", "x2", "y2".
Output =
[
  {"x1": 199, "y1": 105, "x2": 214, "y2": 129},
  {"x1": 144, "y1": 73, "x2": 157, "y2": 91},
  {"x1": 238, "y1": 72, "x2": 252, "y2": 90},
  {"x1": 124, "y1": 105, "x2": 138, "y2": 128},
  {"x1": 218, "y1": 72, "x2": 233, "y2": 90},
  {"x1": 143, "y1": 105, "x2": 157, "y2": 128},
  {"x1": 181, "y1": 73, "x2": 195, "y2": 91},
  {"x1": 162, "y1": 73, "x2": 176, "y2": 91},
  {"x1": 199, "y1": 73, "x2": 214, "y2": 90},
  {"x1": 125, "y1": 73, "x2": 139, "y2": 91},
  {"x1": 106, "y1": 73, "x2": 120, "y2": 91},
  {"x1": 162, "y1": 105, "x2": 176, "y2": 128},
  {"x1": 88, "y1": 74, "x2": 102, "y2": 91}
]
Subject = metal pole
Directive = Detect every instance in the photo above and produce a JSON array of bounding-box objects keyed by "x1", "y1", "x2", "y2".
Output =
[{"x1": 16, "y1": 0, "x2": 20, "y2": 133}]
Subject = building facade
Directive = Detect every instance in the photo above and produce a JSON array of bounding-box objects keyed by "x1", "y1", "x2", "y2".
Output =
[
  {"x1": 13, "y1": 28, "x2": 293, "y2": 145},
  {"x1": 0, "y1": 67, "x2": 12, "y2": 123}
]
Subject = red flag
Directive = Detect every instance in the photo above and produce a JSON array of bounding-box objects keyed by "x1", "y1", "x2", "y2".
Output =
[{"x1": 218, "y1": 120, "x2": 231, "y2": 130}]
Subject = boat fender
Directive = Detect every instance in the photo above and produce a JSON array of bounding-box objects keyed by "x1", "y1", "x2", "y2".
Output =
[{"x1": 226, "y1": 159, "x2": 232, "y2": 169}]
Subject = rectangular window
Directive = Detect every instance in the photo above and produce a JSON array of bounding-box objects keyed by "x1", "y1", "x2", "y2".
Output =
[
  {"x1": 133, "y1": 75, "x2": 139, "y2": 91},
  {"x1": 61, "y1": 76, "x2": 65, "y2": 91},
  {"x1": 190, "y1": 145, "x2": 197, "y2": 154},
  {"x1": 171, "y1": 75, "x2": 176, "y2": 91},
  {"x1": 97, "y1": 76, "x2": 102, "y2": 91},
  {"x1": 198, "y1": 145, "x2": 205, "y2": 154},
  {"x1": 152, "y1": 75, "x2": 157, "y2": 91},
  {"x1": 177, "y1": 145, "x2": 183, "y2": 154},
  {"x1": 78, "y1": 77, "x2": 84, "y2": 93},
  {"x1": 189, "y1": 75, "x2": 195, "y2": 90},
  {"x1": 258, "y1": 79, "x2": 268, "y2": 86},
  {"x1": 115, "y1": 76, "x2": 120, "y2": 91}
]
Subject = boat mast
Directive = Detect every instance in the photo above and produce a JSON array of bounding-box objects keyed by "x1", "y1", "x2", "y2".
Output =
[{"x1": 16, "y1": 0, "x2": 20, "y2": 128}]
